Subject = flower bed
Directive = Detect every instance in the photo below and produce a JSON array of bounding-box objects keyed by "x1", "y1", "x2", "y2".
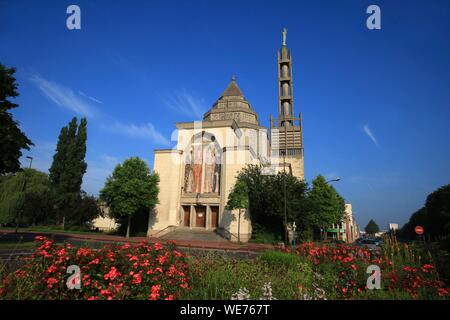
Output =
[
  {"x1": 0, "y1": 236, "x2": 190, "y2": 300},
  {"x1": 285, "y1": 242, "x2": 449, "y2": 299},
  {"x1": 1, "y1": 237, "x2": 449, "y2": 300}
]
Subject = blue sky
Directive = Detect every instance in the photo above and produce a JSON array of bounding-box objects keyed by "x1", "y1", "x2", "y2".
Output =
[{"x1": 1, "y1": 0, "x2": 450, "y2": 229}]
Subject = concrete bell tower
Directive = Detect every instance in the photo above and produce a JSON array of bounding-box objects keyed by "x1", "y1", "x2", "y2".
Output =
[{"x1": 270, "y1": 28, "x2": 305, "y2": 179}]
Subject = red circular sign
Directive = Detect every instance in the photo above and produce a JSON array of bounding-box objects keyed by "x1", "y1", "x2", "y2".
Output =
[{"x1": 415, "y1": 226, "x2": 424, "y2": 235}]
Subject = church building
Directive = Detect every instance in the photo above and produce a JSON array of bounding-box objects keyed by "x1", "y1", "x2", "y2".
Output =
[{"x1": 147, "y1": 29, "x2": 304, "y2": 242}]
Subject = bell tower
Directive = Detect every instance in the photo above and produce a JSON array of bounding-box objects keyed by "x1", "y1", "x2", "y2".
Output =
[{"x1": 270, "y1": 28, "x2": 305, "y2": 179}]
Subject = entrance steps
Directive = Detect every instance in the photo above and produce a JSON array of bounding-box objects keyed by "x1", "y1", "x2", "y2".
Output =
[{"x1": 159, "y1": 227, "x2": 227, "y2": 241}]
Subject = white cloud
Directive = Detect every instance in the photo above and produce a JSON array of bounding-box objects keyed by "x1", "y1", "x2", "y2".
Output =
[
  {"x1": 82, "y1": 154, "x2": 120, "y2": 196},
  {"x1": 102, "y1": 122, "x2": 170, "y2": 146},
  {"x1": 363, "y1": 124, "x2": 379, "y2": 147},
  {"x1": 78, "y1": 91, "x2": 104, "y2": 104},
  {"x1": 164, "y1": 89, "x2": 207, "y2": 119},
  {"x1": 30, "y1": 74, "x2": 96, "y2": 117},
  {"x1": 20, "y1": 140, "x2": 56, "y2": 173}
]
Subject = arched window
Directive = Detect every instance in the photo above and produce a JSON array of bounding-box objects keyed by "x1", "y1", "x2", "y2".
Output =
[{"x1": 183, "y1": 132, "x2": 222, "y2": 194}]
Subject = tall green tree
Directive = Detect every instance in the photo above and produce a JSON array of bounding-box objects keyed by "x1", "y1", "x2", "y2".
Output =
[
  {"x1": 308, "y1": 175, "x2": 345, "y2": 238},
  {"x1": 0, "y1": 64, "x2": 33, "y2": 175},
  {"x1": 234, "y1": 165, "x2": 309, "y2": 242},
  {"x1": 226, "y1": 179, "x2": 249, "y2": 243},
  {"x1": 0, "y1": 169, "x2": 53, "y2": 225},
  {"x1": 49, "y1": 117, "x2": 87, "y2": 228},
  {"x1": 100, "y1": 157, "x2": 159, "y2": 238},
  {"x1": 425, "y1": 184, "x2": 450, "y2": 239},
  {"x1": 68, "y1": 191, "x2": 101, "y2": 228},
  {"x1": 400, "y1": 184, "x2": 450, "y2": 241},
  {"x1": 365, "y1": 219, "x2": 380, "y2": 236}
]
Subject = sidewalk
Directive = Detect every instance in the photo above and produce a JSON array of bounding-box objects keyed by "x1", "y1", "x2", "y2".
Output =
[{"x1": 0, "y1": 229, "x2": 277, "y2": 253}]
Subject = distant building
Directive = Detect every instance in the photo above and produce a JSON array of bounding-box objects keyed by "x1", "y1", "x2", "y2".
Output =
[
  {"x1": 388, "y1": 223, "x2": 399, "y2": 232},
  {"x1": 92, "y1": 204, "x2": 118, "y2": 232},
  {"x1": 325, "y1": 203, "x2": 360, "y2": 243}
]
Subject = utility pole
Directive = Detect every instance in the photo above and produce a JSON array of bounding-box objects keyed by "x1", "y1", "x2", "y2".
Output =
[{"x1": 15, "y1": 156, "x2": 33, "y2": 233}]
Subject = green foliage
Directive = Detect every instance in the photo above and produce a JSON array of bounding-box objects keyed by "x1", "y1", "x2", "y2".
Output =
[
  {"x1": 249, "y1": 224, "x2": 282, "y2": 244},
  {"x1": 308, "y1": 175, "x2": 345, "y2": 231},
  {"x1": 181, "y1": 252, "x2": 312, "y2": 300},
  {"x1": 258, "y1": 250, "x2": 306, "y2": 269},
  {"x1": 0, "y1": 64, "x2": 33, "y2": 175},
  {"x1": 400, "y1": 184, "x2": 450, "y2": 242},
  {"x1": 235, "y1": 165, "x2": 309, "y2": 241},
  {"x1": 100, "y1": 157, "x2": 159, "y2": 237},
  {"x1": 0, "y1": 169, "x2": 53, "y2": 225},
  {"x1": 226, "y1": 179, "x2": 249, "y2": 211},
  {"x1": 65, "y1": 191, "x2": 101, "y2": 228},
  {"x1": 425, "y1": 184, "x2": 450, "y2": 239},
  {"x1": 49, "y1": 117, "x2": 88, "y2": 226},
  {"x1": 365, "y1": 219, "x2": 380, "y2": 235}
]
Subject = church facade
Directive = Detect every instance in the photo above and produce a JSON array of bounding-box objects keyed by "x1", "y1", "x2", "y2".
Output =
[{"x1": 147, "y1": 29, "x2": 304, "y2": 242}]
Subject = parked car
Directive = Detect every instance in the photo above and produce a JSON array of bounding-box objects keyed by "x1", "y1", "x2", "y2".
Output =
[{"x1": 358, "y1": 238, "x2": 380, "y2": 250}]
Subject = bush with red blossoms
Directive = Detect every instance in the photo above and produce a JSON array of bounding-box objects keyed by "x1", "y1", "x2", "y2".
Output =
[
  {"x1": 281, "y1": 242, "x2": 449, "y2": 300},
  {"x1": 0, "y1": 236, "x2": 190, "y2": 300}
]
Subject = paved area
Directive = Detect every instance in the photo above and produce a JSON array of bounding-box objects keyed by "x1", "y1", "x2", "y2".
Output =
[
  {"x1": 160, "y1": 228, "x2": 227, "y2": 242},
  {"x1": 0, "y1": 229, "x2": 277, "y2": 253}
]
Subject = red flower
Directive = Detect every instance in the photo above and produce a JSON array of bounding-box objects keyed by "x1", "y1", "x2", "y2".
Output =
[
  {"x1": 76, "y1": 248, "x2": 92, "y2": 257},
  {"x1": 149, "y1": 284, "x2": 161, "y2": 300},
  {"x1": 46, "y1": 277, "x2": 58, "y2": 288},
  {"x1": 157, "y1": 255, "x2": 167, "y2": 265},
  {"x1": 132, "y1": 272, "x2": 142, "y2": 285},
  {"x1": 104, "y1": 267, "x2": 121, "y2": 281},
  {"x1": 46, "y1": 265, "x2": 58, "y2": 274},
  {"x1": 154, "y1": 243, "x2": 163, "y2": 251}
]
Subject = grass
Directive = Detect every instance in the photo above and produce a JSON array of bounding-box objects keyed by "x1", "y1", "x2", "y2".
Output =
[
  {"x1": 0, "y1": 242, "x2": 37, "y2": 249},
  {"x1": 180, "y1": 251, "x2": 312, "y2": 300}
]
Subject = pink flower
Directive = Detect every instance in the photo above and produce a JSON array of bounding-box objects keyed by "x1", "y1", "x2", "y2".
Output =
[
  {"x1": 132, "y1": 272, "x2": 142, "y2": 285},
  {"x1": 46, "y1": 277, "x2": 58, "y2": 288},
  {"x1": 104, "y1": 267, "x2": 121, "y2": 281}
]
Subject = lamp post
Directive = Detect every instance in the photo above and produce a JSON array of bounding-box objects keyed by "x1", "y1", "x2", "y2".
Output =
[
  {"x1": 262, "y1": 163, "x2": 288, "y2": 246},
  {"x1": 320, "y1": 177, "x2": 341, "y2": 241},
  {"x1": 326, "y1": 177, "x2": 340, "y2": 184},
  {"x1": 15, "y1": 156, "x2": 33, "y2": 233}
]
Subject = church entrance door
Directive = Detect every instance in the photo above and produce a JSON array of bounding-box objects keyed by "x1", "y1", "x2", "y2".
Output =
[
  {"x1": 183, "y1": 206, "x2": 190, "y2": 227},
  {"x1": 195, "y1": 206, "x2": 206, "y2": 228},
  {"x1": 210, "y1": 206, "x2": 219, "y2": 228}
]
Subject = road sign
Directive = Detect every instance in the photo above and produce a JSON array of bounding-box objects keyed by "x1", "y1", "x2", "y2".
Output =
[{"x1": 415, "y1": 226, "x2": 424, "y2": 235}]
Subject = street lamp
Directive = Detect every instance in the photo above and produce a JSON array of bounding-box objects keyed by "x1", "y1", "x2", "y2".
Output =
[
  {"x1": 262, "y1": 164, "x2": 288, "y2": 246},
  {"x1": 320, "y1": 177, "x2": 341, "y2": 241},
  {"x1": 15, "y1": 156, "x2": 33, "y2": 233}
]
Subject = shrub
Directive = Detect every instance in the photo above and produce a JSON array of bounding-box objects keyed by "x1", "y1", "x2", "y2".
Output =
[{"x1": 0, "y1": 236, "x2": 190, "y2": 300}]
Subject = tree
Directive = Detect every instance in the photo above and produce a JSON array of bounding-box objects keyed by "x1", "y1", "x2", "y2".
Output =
[
  {"x1": 226, "y1": 179, "x2": 249, "y2": 243},
  {"x1": 0, "y1": 64, "x2": 33, "y2": 175},
  {"x1": 0, "y1": 169, "x2": 53, "y2": 226},
  {"x1": 308, "y1": 175, "x2": 345, "y2": 239},
  {"x1": 365, "y1": 219, "x2": 380, "y2": 236},
  {"x1": 398, "y1": 207, "x2": 427, "y2": 240},
  {"x1": 399, "y1": 184, "x2": 450, "y2": 241},
  {"x1": 100, "y1": 157, "x2": 159, "y2": 238},
  {"x1": 49, "y1": 117, "x2": 87, "y2": 228},
  {"x1": 425, "y1": 184, "x2": 450, "y2": 239},
  {"x1": 234, "y1": 165, "x2": 309, "y2": 242},
  {"x1": 66, "y1": 191, "x2": 101, "y2": 228}
]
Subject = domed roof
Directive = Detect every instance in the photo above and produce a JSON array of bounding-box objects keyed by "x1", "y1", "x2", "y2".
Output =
[{"x1": 203, "y1": 76, "x2": 259, "y2": 125}]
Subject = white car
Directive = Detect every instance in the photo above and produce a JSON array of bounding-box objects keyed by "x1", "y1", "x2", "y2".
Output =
[{"x1": 359, "y1": 239, "x2": 380, "y2": 250}]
